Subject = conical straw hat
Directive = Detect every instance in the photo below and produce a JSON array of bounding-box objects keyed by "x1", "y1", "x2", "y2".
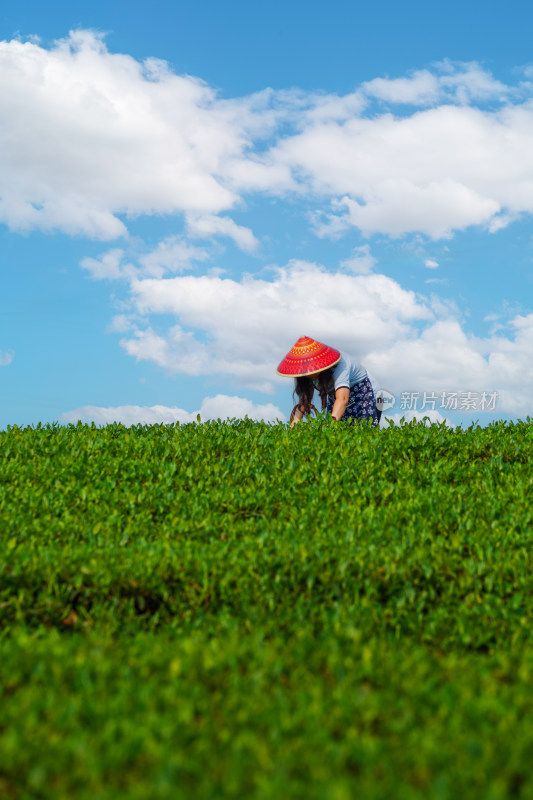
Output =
[{"x1": 277, "y1": 336, "x2": 341, "y2": 377}]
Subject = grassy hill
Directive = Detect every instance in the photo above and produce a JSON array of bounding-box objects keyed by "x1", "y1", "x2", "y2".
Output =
[{"x1": 1, "y1": 417, "x2": 532, "y2": 799}]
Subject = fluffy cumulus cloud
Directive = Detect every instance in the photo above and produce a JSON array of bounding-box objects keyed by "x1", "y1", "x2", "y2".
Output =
[
  {"x1": 60, "y1": 394, "x2": 284, "y2": 426},
  {"x1": 3, "y1": 32, "x2": 533, "y2": 241},
  {"x1": 106, "y1": 259, "x2": 533, "y2": 416},
  {"x1": 119, "y1": 261, "x2": 432, "y2": 392},
  {"x1": 293, "y1": 98, "x2": 533, "y2": 239},
  {"x1": 0, "y1": 31, "x2": 276, "y2": 239}
]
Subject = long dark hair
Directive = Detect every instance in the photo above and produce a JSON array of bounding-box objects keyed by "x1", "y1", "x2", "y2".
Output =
[{"x1": 290, "y1": 368, "x2": 334, "y2": 421}]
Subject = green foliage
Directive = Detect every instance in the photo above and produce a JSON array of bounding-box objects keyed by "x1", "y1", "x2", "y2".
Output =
[{"x1": 1, "y1": 417, "x2": 533, "y2": 798}]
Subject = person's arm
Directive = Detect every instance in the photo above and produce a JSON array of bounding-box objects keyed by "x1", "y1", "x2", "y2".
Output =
[
  {"x1": 290, "y1": 406, "x2": 304, "y2": 428},
  {"x1": 330, "y1": 387, "x2": 349, "y2": 420}
]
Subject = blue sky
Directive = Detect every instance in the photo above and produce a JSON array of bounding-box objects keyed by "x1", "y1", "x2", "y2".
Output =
[{"x1": 1, "y1": 0, "x2": 533, "y2": 428}]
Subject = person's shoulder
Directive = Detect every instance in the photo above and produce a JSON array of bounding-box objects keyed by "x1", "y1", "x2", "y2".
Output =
[
  {"x1": 337, "y1": 353, "x2": 354, "y2": 369},
  {"x1": 333, "y1": 354, "x2": 347, "y2": 373},
  {"x1": 336, "y1": 353, "x2": 367, "y2": 385},
  {"x1": 343, "y1": 353, "x2": 364, "y2": 368}
]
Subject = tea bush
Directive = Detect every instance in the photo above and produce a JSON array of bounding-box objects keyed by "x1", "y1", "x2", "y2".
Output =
[{"x1": 1, "y1": 417, "x2": 532, "y2": 799}]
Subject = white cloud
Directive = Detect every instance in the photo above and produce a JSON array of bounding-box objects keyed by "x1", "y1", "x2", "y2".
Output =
[
  {"x1": 60, "y1": 394, "x2": 284, "y2": 425},
  {"x1": 81, "y1": 237, "x2": 210, "y2": 281},
  {"x1": 484, "y1": 312, "x2": 505, "y2": 335},
  {"x1": 109, "y1": 314, "x2": 137, "y2": 333},
  {"x1": 300, "y1": 90, "x2": 367, "y2": 124},
  {"x1": 3, "y1": 34, "x2": 533, "y2": 244},
  {"x1": 362, "y1": 63, "x2": 508, "y2": 107},
  {"x1": 81, "y1": 249, "x2": 137, "y2": 280},
  {"x1": 371, "y1": 314, "x2": 533, "y2": 416},
  {"x1": 0, "y1": 350, "x2": 14, "y2": 366},
  {"x1": 488, "y1": 212, "x2": 520, "y2": 233},
  {"x1": 271, "y1": 97, "x2": 533, "y2": 239},
  {"x1": 305, "y1": 171, "x2": 500, "y2": 240},
  {"x1": 0, "y1": 31, "x2": 254, "y2": 238},
  {"x1": 120, "y1": 325, "x2": 211, "y2": 378},
  {"x1": 139, "y1": 237, "x2": 210, "y2": 277},
  {"x1": 436, "y1": 61, "x2": 509, "y2": 104},
  {"x1": 106, "y1": 261, "x2": 533, "y2": 415},
  {"x1": 425, "y1": 259, "x2": 439, "y2": 268},
  {"x1": 185, "y1": 214, "x2": 259, "y2": 252},
  {"x1": 119, "y1": 261, "x2": 431, "y2": 392},
  {"x1": 61, "y1": 403, "x2": 195, "y2": 425},
  {"x1": 200, "y1": 394, "x2": 283, "y2": 422},
  {"x1": 340, "y1": 244, "x2": 377, "y2": 274},
  {"x1": 363, "y1": 70, "x2": 440, "y2": 105}
]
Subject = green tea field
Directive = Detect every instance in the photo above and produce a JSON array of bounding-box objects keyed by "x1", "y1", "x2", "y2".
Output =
[{"x1": 1, "y1": 417, "x2": 532, "y2": 799}]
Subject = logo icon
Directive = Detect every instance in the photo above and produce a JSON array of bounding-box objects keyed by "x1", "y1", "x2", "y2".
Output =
[{"x1": 375, "y1": 389, "x2": 395, "y2": 412}]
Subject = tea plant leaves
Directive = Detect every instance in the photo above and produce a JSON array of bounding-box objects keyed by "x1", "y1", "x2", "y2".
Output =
[{"x1": 1, "y1": 418, "x2": 532, "y2": 798}]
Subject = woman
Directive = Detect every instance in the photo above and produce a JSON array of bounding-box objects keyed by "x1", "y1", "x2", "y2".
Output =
[{"x1": 277, "y1": 336, "x2": 379, "y2": 427}]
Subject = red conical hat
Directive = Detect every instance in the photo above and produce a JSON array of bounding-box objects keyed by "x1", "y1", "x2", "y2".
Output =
[{"x1": 277, "y1": 336, "x2": 341, "y2": 377}]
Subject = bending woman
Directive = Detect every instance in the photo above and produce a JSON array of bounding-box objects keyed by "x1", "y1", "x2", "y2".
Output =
[{"x1": 277, "y1": 336, "x2": 379, "y2": 427}]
